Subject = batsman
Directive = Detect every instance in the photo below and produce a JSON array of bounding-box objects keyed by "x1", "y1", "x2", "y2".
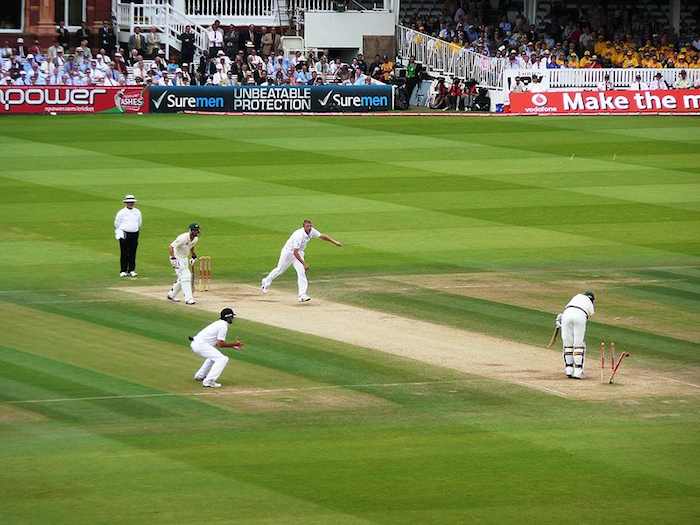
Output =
[{"x1": 557, "y1": 291, "x2": 596, "y2": 379}]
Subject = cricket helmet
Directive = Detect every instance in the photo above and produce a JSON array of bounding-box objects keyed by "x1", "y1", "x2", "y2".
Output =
[
  {"x1": 583, "y1": 291, "x2": 595, "y2": 302},
  {"x1": 220, "y1": 308, "x2": 236, "y2": 323}
]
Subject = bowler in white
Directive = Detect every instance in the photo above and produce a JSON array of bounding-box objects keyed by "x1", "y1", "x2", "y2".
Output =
[
  {"x1": 560, "y1": 291, "x2": 595, "y2": 379},
  {"x1": 167, "y1": 223, "x2": 200, "y2": 305},
  {"x1": 261, "y1": 219, "x2": 342, "y2": 302},
  {"x1": 189, "y1": 307, "x2": 243, "y2": 388}
]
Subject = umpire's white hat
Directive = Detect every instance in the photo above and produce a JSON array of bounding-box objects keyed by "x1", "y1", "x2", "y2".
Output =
[{"x1": 123, "y1": 194, "x2": 137, "y2": 203}]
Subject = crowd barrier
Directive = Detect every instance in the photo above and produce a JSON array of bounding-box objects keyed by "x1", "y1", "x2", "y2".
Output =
[
  {"x1": 0, "y1": 86, "x2": 148, "y2": 114},
  {"x1": 510, "y1": 89, "x2": 700, "y2": 115},
  {"x1": 0, "y1": 85, "x2": 394, "y2": 114}
]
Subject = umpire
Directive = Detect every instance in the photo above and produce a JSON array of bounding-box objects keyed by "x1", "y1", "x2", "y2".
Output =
[{"x1": 114, "y1": 194, "x2": 142, "y2": 277}]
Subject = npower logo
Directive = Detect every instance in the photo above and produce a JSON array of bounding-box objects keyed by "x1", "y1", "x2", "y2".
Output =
[
  {"x1": 0, "y1": 87, "x2": 106, "y2": 111},
  {"x1": 318, "y1": 90, "x2": 389, "y2": 109},
  {"x1": 152, "y1": 90, "x2": 225, "y2": 110}
]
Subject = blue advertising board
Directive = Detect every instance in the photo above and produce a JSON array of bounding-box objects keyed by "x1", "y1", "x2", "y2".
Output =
[{"x1": 149, "y1": 85, "x2": 393, "y2": 113}]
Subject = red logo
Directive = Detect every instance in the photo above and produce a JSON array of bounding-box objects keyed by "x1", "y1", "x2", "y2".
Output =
[{"x1": 531, "y1": 93, "x2": 548, "y2": 107}]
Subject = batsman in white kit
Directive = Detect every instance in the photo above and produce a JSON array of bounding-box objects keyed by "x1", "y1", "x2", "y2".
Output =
[
  {"x1": 167, "y1": 223, "x2": 200, "y2": 305},
  {"x1": 559, "y1": 291, "x2": 595, "y2": 379},
  {"x1": 189, "y1": 307, "x2": 244, "y2": 388},
  {"x1": 260, "y1": 219, "x2": 342, "y2": 302}
]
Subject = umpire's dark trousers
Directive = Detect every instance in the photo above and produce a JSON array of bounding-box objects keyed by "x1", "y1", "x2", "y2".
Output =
[{"x1": 119, "y1": 231, "x2": 139, "y2": 273}]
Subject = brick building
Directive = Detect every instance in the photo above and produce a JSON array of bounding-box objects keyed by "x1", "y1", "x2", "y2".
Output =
[{"x1": 0, "y1": 1, "x2": 113, "y2": 46}]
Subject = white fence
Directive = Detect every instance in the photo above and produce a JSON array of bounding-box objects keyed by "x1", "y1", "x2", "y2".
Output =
[
  {"x1": 184, "y1": 0, "x2": 275, "y2": 17},
  {"x1": 117, "y1": 2, "x2": 208, "y2": 59},
  {"x1": 396, "y1": 25, "x2": 507, "y2": 89},
  {"x1": 503, "y1": 68, "x2": 700, "y2": 92}
]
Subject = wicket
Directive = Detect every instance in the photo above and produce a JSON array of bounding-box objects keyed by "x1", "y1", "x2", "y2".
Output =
[
  {"x1": 599, "y1": 340, "x2": 630, "y2": 384},
  {"x1": 195, "y1": 256, "x2": 211, "y2": 292}
]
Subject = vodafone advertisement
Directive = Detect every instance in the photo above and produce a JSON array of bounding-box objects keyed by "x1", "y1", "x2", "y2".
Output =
[
  {"x1": 510, "y1": 89, "x2": 700, "y2": 115},
  {"x1": 0, "y1": 86, "x2": 149, "y2": 114}
]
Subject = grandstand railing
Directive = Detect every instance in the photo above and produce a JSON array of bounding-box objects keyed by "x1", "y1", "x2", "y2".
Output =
[
  {"x1": 503, "y1": 68, "x2": 700, "y2": 91},
  {"x1": 396, "y1": 25, "x2": 507, "y2": 89},
  {"x1": 117, "y1": 2, "x2": 208, "y2": 59}
]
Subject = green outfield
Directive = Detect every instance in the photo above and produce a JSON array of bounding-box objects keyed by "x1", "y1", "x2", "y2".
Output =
[{"x1": 1, "y1": 114, "x2": 699, "y2": 524}]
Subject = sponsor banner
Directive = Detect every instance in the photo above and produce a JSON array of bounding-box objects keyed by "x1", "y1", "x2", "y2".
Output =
[
  {"x1": 510, "y1": 89, "x2": 700, "y2": 114},
  {"x1": 149, "y1": 86, "x2": 233, "y2": 113},
  {"x1": 149, "y1": 85, "x2": 394, "y2": 113},
  {"x1": 0, "y1": 86, "x2": 148, "y2": 114}
]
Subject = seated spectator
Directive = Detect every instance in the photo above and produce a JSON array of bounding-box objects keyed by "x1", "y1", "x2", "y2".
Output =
[
  {"x1": 674, "y1": 70, "x2": 691, "y2": 89},
  {"x1": 649, "y1": 72, "x2": 671, "y2": 90},
  {"x1": 448, "y1": 78, "x2": 465, "y2": 110},
  {"x1": 430, "y1": 78, "x2": 449, "y2": 109}
]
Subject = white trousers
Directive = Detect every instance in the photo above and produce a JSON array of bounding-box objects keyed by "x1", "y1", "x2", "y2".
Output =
[
  {"x1": 561, "y1": 308, "x2": 587, "y2": 378},
  {"x1": 263, "y1": 249, "x2": 308, "y2": 298},
  {"x1": 170, "y1": 257, "x2": 194, "y2": 302},
  {"x1": 191, "y1": 341, "x2": 229, "y2": 383}
]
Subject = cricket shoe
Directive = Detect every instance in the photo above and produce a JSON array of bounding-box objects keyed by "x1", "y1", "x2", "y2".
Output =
[
  {"x1": 129, "y1": 271, "x2": 138, "y2": 277},
  {"x1": 299, "y1": 295, "x2": 311, "y2": 303},
  {"x1": 202, "y1": 381, "x2": 222, "y2": 388},
  {"x1": 119, "y1": 272, "x2": 128, "y2": 277},
  {"x1": 167, "y1": 292, "x2": 180, "y2": 302},
  {"x1": 260, "y1": 279, "x2": 269, "y2": 294},
  {"x1": 185, "y1": 299, "x2": 196, "y2": 305}
]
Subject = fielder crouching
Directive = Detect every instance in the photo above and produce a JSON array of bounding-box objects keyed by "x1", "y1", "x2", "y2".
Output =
[
  {"x1": 189, "y1": 307, "x2": 244, "y2": 388},
  {"x1": 560, "y1": 291, "x2": 595, "y2": 379}
]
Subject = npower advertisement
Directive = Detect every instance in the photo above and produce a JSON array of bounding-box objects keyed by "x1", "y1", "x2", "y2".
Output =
[
  {"x1": 0, "y1": 86, "x2": 148, "y2": 114},
  {"x1": 149, "y1": 85, "x2": 394, "y2": 113},
  {"x1": 510, "y1": 89, "x2": 700, "y2": 115}
]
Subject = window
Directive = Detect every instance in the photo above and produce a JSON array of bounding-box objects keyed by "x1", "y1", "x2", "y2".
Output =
[
  {"x1": 55, "y1": 0, "x2": 86, "y2": 28},
  {"x1": 0, "y1": 0, "x2": 23, "y2": 32}
]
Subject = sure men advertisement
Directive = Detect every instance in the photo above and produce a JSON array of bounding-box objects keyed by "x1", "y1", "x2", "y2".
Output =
[
  {"x1": 149, "y1": 85, "x2": 394, "y2": 113},
  {"x1": 510, "y1": 89, "x2": 700, "y2": 115},
  {"x1": 0, "y1": 86, "x2": 148, "y2": 114}
]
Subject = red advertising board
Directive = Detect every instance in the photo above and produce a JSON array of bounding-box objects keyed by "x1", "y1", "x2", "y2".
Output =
[
  {"x1": 0, "y1": 86, "x2": 149, "y2": 114},
  {"x1": 510, "y1": 89, "x2": 700, "y2": 115}
]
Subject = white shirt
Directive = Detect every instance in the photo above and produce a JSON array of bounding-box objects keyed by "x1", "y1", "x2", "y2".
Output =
[
  {"x1": 565, "y1": 294, "x2": 595, "y2": 318},
  {"x1": 648, "y1": 80, "x2": 670, "y2": 90},
  {"x1": 193, "y1": 319, "x2": 228, "y2": 345},
  {"x1": 114, "y1": 207, "x2": 142, "y2": 233},
  {"x1": 283, "y1": 227, "x2": 321, "y2": 253},
  {"x1": 207, "y1": 29, "x2": 224, "y2": 47},
  {"x1": 629, "y1": 81, "x2": 648, "y2": 90},
  {"x1": 170, "y1": 231, "x2": 199, "y2": 258}
]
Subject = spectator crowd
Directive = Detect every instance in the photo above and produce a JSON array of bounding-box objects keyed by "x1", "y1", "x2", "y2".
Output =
[
  {"x1": 402, "y1": 0, "x2": 700, "y2": 71},
  {"x1": 0, "y1": 19, "x2": 394, "y2": 87}
]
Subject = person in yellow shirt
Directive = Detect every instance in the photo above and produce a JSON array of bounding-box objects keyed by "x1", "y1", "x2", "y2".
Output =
[
  {"x1": 641, "y1": 53, "x2": 659, "y2": 68},
  {"x1": 567, "y1": 51, "x2": 579, "y2": 68},
  {"x1": 676, "y1": 54, "x2": 690, "y2": 68},
  {"x1": 611, "y1": 45, "x2": 624, "y2": 66},
  {"x1": 579, "y1": 50, "x2": 592, "y2": 68},
  {"x1": 622, "y1": 50, "x2": 639, "y2": 68},
  {"x1": 594, "y1": 36, "x2": 607, "y2": 56},
  {"x1": 689, "y1": 56, "x2": 700, "y2": 69}
]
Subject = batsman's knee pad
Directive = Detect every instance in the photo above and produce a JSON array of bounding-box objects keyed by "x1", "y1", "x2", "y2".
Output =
[
  {"x1": 563, "y1": 347, "x2": 574, "y2": 377},
  {"x1": 572, "y1": 346, "x2": 585, "y2": 378}
]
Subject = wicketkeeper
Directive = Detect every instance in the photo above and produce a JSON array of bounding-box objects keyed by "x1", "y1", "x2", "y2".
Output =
[{"x1": 559, "y1": 291, "x2": 595, "y2": 379}]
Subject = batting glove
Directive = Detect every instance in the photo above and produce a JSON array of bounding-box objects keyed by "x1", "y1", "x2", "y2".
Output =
[{"x1": 169, "y1": 257, "x2": 179, "y2": 269}]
